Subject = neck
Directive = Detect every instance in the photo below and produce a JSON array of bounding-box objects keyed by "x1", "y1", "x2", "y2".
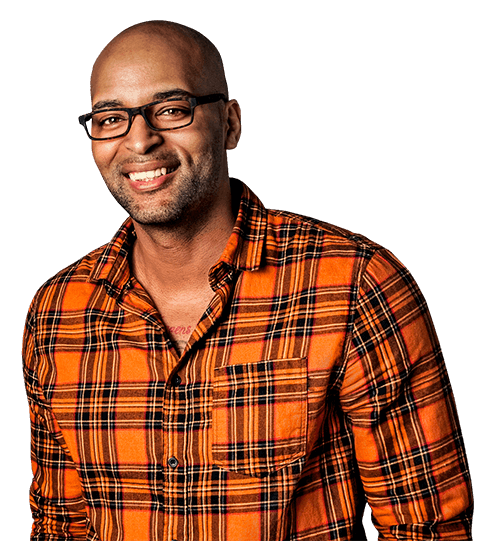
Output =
[{"x1": 131, "y1": 181, "x2": 236, "y2": 291}]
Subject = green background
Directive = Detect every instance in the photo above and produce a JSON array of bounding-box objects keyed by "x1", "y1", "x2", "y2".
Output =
[{"x1": 0, "y1": 0, "x2": 497, "y2": 541}]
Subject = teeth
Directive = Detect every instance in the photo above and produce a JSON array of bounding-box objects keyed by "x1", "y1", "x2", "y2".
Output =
[{"x1": 129, "y1": 167, "x2": 172, "y2": 182}]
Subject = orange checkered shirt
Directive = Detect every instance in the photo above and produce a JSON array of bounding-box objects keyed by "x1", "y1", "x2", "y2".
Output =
[{"x1": 23, "y1": 180, "x2": 473, "y2": 540}]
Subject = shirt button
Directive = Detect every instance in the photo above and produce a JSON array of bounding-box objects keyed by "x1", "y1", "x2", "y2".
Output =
[
  {"x1": 168, "y1": 457, "x2": 179, "y2": 469},
  {"x1": 172, "y1": 375, "x2": 182, "y2": 387}
]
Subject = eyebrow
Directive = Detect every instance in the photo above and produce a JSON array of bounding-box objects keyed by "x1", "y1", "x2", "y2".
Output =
[{"x1": 92, "y1": 89, "x2": 193, "y2": 112}]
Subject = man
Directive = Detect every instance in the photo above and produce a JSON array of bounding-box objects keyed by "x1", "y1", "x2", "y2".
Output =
[{"x1": 22, "y1": 20, "x2": 473, "y2": 541}]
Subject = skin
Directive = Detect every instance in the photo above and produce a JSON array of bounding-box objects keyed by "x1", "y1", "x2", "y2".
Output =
[{"x1": 90, "y1": 22, "x2": 242, "y2": 353}]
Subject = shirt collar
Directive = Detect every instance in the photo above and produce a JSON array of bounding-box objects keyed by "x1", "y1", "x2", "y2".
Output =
[
  {"x1": 217, "y1": 178, "x2": 267, "y2": 272},
  {"x1": 88, "y1": 179, "x2": 267, "y2": 289}
]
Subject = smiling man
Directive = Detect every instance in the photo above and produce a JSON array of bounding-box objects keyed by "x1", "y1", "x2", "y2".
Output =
[
  {"x1": 83, "y1": 24, "x2": 240, "y2": 354},
  {"x1": 22, "y1": 20, "x2": 473, "y2": 541}
]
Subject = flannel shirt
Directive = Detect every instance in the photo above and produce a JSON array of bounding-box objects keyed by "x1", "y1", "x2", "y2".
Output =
[{"x1": 23, "y1": 179, "x2": 473, "y2": 540}]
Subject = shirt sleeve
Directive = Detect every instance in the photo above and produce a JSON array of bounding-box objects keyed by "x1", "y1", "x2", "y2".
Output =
[
  {"x1": 340, "y1": 248, "x2": 473, "y2": 540},
  {"x1": 22, "y1": 309, "x2": 96, "y2": 540}
]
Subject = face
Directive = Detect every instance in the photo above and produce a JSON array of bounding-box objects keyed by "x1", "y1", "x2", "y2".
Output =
[{"x1": 90, "y1": 33, "x2": 239, "y2": 228}]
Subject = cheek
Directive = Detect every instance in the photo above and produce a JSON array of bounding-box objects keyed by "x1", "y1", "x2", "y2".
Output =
[
  {"x1": 91, "y1": 141, "x2": 119, "y2": 174},
  {"x1": 163, "y1": 133, "x2": 204, "y2": 166},
  {"x1": 176, "y1": 117, "x2": 222, "y2": 154},
  {"x1": 173, "y1": 128, "x2": 204, "y2": 149}
]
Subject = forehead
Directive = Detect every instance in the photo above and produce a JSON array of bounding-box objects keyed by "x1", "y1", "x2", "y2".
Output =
[{"x1": 91, "y1": 33, "x2": 205, "y2": 105}]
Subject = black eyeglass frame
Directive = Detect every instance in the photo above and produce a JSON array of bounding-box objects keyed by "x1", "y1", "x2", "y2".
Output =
[{"x1": 78, "y1": 93, "x2": 228, "y2": 141}]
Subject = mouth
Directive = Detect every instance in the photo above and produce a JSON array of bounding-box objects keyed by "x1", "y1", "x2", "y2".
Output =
[
  {"x1": 127, "y1": 165, "x2": 179, "y2": 182},
  {"x1": 123, "y1": 163, "x2": 180, "y2": 192}
]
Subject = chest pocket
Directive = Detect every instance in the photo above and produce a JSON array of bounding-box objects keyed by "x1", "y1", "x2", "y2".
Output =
[{"x1": 212, "y1": 357, "x2": 308, "y2": 477}]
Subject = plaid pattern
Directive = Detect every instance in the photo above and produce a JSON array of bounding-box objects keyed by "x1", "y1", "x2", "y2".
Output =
[{"x1": 23, "y1": 180, "x2": 473, "y2": 540}]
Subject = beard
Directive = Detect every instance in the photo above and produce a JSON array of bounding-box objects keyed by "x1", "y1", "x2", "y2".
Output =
[{"x1": 103, "y1": 140, "x2": 225, "y2": 229}]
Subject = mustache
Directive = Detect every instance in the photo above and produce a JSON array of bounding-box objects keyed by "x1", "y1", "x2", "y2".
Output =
[{"x1": 115, "y1": 152, "x2": 182, "y2": 171}]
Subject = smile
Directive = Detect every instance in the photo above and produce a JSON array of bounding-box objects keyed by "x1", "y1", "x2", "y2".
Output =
[{"x1": 128, "y1": 166, "x2": 178, "y2": 182}]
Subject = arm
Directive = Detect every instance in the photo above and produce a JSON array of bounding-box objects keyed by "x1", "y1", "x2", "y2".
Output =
[
  {"x1": 23, "y1": 310, "x2": 95, "y2": 540},
  {"x1": 340, "y1": 249, "x2": 473, "y2": 540}
]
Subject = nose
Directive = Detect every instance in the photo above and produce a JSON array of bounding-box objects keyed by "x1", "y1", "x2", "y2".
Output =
[{"x1": 123, "y1": 113, "x2": 163, "y2": 154}]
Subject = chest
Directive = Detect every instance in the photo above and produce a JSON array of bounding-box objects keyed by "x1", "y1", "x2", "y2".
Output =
[{"x1": 148, "y1": 284, "x2": 216, "y2": 354}]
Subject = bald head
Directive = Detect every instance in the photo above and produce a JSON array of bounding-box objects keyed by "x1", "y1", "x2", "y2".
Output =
[{"x1": 91, "y1": 21, "x2": 228, "y2": 100}]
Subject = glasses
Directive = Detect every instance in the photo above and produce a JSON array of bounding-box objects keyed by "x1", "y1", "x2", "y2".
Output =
[{"x1": 78, "y1": 93, "x2": 227, "y2": 141}]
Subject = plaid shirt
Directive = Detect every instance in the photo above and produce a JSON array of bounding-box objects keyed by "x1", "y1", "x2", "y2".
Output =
[{"x1": 23, "y1": 180, "x2": 472, "y2": 540}]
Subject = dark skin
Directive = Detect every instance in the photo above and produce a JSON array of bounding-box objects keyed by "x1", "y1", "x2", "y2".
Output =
[{"x1": 90, "y1": 22, "x2": 242, "y2": 353}]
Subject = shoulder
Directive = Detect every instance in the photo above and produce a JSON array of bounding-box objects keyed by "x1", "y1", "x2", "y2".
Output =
[
  {"x1": 26, "y1": 220, "x2": 133, "y2": 323},
  {"x1": 265, "y1": 207, "x2": 410, "y2": 288},
  {"x1": 266, "y1": 207, "x2": 382, "y2": 258},
  {"x1": 26, "y1": 242, "x2": 109, "y2": 325},
  {"x1": 268, "y1": 207, "x2": 377, "y2": 246}
]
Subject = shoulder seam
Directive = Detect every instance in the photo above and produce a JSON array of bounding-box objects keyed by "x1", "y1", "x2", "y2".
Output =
[{"x1": 268, "y1": 208, "x2": 382, "y2": 252}]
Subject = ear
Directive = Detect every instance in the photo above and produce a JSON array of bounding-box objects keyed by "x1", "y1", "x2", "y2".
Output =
[{"x1": 224, "y1": 99, "x2": 242, "y2": 150}]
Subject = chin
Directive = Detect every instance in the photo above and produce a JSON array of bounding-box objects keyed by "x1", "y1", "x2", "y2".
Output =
[{"x1": 127, "y1": 207, "x2": 182, "y2": 226}]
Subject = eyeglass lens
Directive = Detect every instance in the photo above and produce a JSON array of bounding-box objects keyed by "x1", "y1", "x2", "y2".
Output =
[{"x1": 87, "y1": 100, "x2": 194, "y2": 139}]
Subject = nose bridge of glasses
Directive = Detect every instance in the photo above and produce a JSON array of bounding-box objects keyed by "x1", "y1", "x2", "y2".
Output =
[
  {"x1": 120, "y1": 105, "x2": 162, "y2": 139},
  {"x1": 127, "y1": 104, "x2": 156, "y2": 132}
]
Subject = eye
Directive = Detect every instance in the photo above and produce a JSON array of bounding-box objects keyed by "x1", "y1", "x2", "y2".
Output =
[
  {"x1": 157, "y1": 106, "x2": 190, "y2": 118},
  {"x1": 101, "y1": 115, "x2": 126, "y2": 127},
  {"x1": 152, "y1": 100, "x2": 192, "y2": 125},
  {"x1": 93, "y1": 112, "x2": 128, "y2": 130}
]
